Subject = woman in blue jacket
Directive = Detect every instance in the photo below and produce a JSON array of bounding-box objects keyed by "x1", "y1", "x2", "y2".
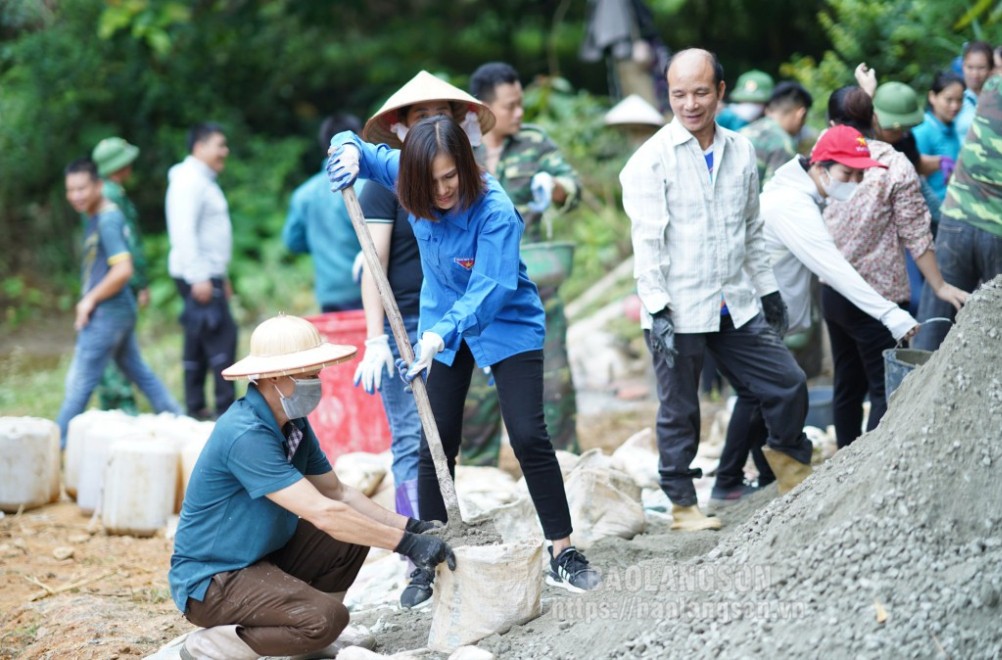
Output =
[{"x1": 327, "y1": 116, "x2": 600, "y2": 607}]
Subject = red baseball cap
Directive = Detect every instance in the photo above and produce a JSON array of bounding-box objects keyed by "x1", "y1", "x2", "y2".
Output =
[{"x1": 810, "y1": 125, "x2": 887, "y2": 169}]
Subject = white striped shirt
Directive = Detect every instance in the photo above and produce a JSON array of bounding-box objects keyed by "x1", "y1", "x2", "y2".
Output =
[{"x1": 620, "y1": 119, "x2": 778, "y2": 333}]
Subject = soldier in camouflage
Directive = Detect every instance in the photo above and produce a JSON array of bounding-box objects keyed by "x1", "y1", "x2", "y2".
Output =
[
  {"x1": 739, "y1": 82, "x2": 813, "y2": 190},
  {"x1": 91, "y1": 137, "x2": 150, "y2": 413},
  {"x1": 461, "y1": 62, "x2": 582, "y2": 465},
  {"x1": 914, "y1": 73, "x2": 1002, "y2": 351}
]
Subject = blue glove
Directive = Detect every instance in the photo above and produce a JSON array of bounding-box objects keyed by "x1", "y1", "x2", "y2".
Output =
[
  {"x1": 326, "y1": 142, "x2": 360, "y2": 191},
  {"x1": 527, "y1": 172, "x2": 554, "y2": 213},
  {"x1": 395, "y1": 332, "x2": 445, "y2": 383}
]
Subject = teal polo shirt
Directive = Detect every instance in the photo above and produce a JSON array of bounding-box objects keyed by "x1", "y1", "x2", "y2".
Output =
[{"x1": 168, "y1": 385, "x2": 332, "y2": 613}]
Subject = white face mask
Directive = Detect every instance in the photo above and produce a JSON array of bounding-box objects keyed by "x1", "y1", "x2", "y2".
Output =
[
  {"x1": 276, "y1": 376, "x2": 323, "y2": 419},
  {"x1": 823, "y1": 171, "x2": 859, "y2": 202}
]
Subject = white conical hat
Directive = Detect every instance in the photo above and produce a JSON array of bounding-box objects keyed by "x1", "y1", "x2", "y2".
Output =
[
  {"x1": 363, "y1": 70, "x2": 496, "y2": 148},
  {"x1": 604, "y1": 94, "x2": 665, "y2": 128},
  {"x1": 221, "y1": 314, "x2": 356, "y2": 381}
]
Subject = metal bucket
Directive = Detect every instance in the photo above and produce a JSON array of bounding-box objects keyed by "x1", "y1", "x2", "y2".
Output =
[{"x1": 883, "y1": 347, "x2": 933, "y2": 400}]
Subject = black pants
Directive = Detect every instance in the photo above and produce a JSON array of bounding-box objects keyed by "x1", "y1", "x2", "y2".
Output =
[
  {"x1": 417, "y1": 342, "x2": 573, "y2": 540},
  {"x1": 647, "y1": 313, "x2": 811, "y2": 506},
  {"x1": 175, "y1": 278, "x2": 237, "y2": 417},
  {"x1": 821, "y1": 285, "x2": 901, "y2": 448},
  {"x1": 714, "y1": 393, "x2": 775, "y2": 491}
]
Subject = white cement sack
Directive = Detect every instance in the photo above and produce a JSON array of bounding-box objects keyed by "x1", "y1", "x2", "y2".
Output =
[
  {"x1": 486, "y1": 496, "x2": 543, "y2": 545},
  {"x1": 455, "y1": 466, "x2": 519, "y2": 519},
  {"x1": 427, "y1": 540, "x2": 543, "y2": 652},
  {"x1": 610, "y1": 428, "x2": 660, "y2": 489},
  {"x1": 564, "y1": 465, "x2": 645, "y2": 549},
  {"x1": 335, "y1": 452, "x2": 387, "y2": 496}
]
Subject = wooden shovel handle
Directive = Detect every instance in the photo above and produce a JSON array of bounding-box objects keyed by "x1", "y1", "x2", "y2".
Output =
[{"x1": 340, "y1": 186, "x2": 462, "y2": 521}]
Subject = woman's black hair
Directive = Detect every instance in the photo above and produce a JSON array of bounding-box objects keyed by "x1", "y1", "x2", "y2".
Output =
[
  {"x1": 397, "y1": 115, "x2": 485, "y2": 220},
  {"x1": 827, "y1": 86, "x2": 874, "y2": 136},
  {"x1": 929, "y1": 70, "x2": 965, "y2": 96}
]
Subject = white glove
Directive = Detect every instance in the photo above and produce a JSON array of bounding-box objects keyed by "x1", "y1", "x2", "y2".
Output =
[
  {"x1": 353, "y1": 335, "x2": 394, "y2": 394},
  {"x1": 326, "y1": 142, "x2": 360, "y2": 191},
  {"x1": 405, "y1": 332, "x2": 445, "y2": 382},
  {"x1": 351, "y1": 251, "x2": 365, "y2": 284},
  {"x1": 527, "y1": 172, "x2": 555, "y2": 213}
]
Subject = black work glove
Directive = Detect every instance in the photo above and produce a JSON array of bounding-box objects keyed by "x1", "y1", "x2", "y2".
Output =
[
  {"x1": 405, "y1": 517, "x2": 444, "y2": 534},
  {"x1": 395, "y1": 531, "x2": 457, "y2": 571},
  {"x1": 650, "y1": 308, "x2": 678, "y2": 368},
  {"x1": 761, "y1": 292, "x2": 789, "y2": 337}
]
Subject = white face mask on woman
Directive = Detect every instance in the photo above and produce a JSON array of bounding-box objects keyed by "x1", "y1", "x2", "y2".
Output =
[
  {"x1": 276, "y1": 376, "x2": 323, "y2": 419},
  {"x1": 823, "y1": 170, "x2": 859, "y2": 202}
]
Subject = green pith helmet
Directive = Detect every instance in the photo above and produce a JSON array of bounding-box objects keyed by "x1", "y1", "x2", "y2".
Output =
[
  {"x1": 92, "y1": 137, "x2": 140, "y2": 178},
  {"x1": 730, "y1": 70, "x2": 775, "y2": 103},
  {"x1": 872, "y1": 82, "x2": 924, "y2": 130}
]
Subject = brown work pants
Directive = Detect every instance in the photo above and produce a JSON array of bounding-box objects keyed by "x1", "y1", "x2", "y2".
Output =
[{"x1": 184, "y1": 519, "x2": 369, "y2": 656}]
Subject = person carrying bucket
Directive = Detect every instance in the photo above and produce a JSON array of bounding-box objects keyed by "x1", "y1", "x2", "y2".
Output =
[
  {"x1": 327, "y1": 115, "x2": 602, "y2": 609},
  {"x1": 351, "y1": 70, "x2": 495, "y2": 533},
  {"x1": 711, "y1": 125, "x2": 921, "y2": 506},
  {"x1": 169, "y1": 315, "x2": 456, "y2": 660}
]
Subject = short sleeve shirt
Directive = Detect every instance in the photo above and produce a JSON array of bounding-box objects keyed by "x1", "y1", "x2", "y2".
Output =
[
  {"x1": 358, "y1": 181, "x2": 422, "y2": 317},
  {"x1": 168, "y1": 386, "x2": 332, "y2": 612},
  {"x1": 82, "y1": 206, "x2": 134, "y2": 316}
]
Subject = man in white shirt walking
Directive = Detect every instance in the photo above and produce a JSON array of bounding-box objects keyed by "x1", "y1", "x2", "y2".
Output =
[
  {"x1": 620, "y1": 49, "x2": 814, "y2": 530},
  {"x1": 166, "y1": 122, "x2": 238, "y2": 420}
]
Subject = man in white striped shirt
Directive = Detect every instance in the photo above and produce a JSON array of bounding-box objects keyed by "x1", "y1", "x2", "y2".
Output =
[{"x1": 620, "y1": 49, "x2": 813, "y2": 530}]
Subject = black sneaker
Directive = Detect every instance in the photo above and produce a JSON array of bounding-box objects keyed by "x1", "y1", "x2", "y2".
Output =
[
  {"x1": 546, "y1": 546, "x2": 601, "y2": 593},
  {"x1": 709, "y1": 483, "x2": 759, "y2": 509},
  {"x1": 400, "y1": 566, "x2": 435, "y2": 609}
]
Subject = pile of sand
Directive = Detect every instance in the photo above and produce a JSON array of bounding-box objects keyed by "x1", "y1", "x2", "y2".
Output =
[{"x1": 478, "y1": 277, "x2": 1002, "y2": 659}]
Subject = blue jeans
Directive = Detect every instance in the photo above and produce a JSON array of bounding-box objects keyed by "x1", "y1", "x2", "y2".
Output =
[
  {"x1": 56, "y1": 306, "x2": 181, "y2": 445},
  {"x1": 379, "y1": 315, "x2": 421, "y2": 486},
  {"x1": 915, "y1": 217, "x2": 1002, "y2": 351}
]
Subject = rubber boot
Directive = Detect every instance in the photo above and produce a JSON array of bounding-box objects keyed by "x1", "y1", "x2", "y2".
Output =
[
  {"x1": 394, "y1": 479, "x2": 420, "y2": 520},
  {"x1": 285, "y1": 625, "x2": 377, "y2": 660},
  {"x1": 670, "y1": 505, "x2": 723, "y2": 531},
  {"x1": 179, "y1": 625, "x2": 258, "y2": 660},
  {"x1": 761, "y1": 446, "x2": 812, "y2": 494}
]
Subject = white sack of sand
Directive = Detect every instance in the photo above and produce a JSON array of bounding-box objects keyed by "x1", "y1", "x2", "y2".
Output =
[
  {"x1": 334, "y1": 452, "x2": 387, "y2": 496},
  {"x1": 427, "y1": 540, "x2": 543, "y2": 652},
  {"x1": 564, "y1": 460, "x2": 646, "y2": 549}
]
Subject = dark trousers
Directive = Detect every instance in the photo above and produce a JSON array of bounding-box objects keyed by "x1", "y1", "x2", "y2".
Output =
[
  {"x1": 647, "y1": 313, "x2": 811, "y2": 506},
  {"x1": 714, "y1": 393, "x2": 775, "y2": 491},
  {"x1": 184, "y1": 519, "x2": 368, "y2": 656},
  {"x1": 821, "y1": 285, "x2": 900, "y2": 448},
  {"x1": 417, "y1": 342, "x2": 573, "y2": 540},
  {"x1": 175, "y1": 278, "x2": 237, "y2": 416}
]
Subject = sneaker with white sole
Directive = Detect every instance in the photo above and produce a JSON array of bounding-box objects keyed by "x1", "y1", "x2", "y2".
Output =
[
  {"x1": 399, "y1": 566, "x2": 435, "y2": 609},
  {"x1": 546, "y1": 546, "x2": 601, "y2": 593}
]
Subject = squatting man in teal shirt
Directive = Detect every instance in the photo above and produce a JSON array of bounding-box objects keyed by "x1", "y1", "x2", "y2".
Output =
[{"x1": 169, "y1": 314, "x2": 455, "y2": 659}]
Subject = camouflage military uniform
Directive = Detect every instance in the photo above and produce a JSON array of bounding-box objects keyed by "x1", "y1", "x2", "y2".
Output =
[
  {"x1": 739, "y1": 116, "x2": 797, "y2": 190},
  {"x1": 96, "y1": 179, "x2": 149, "y2": 413},
  {"x1": 462, "y1": 125, "x2": 582, "y2": 465},
  {"x1": 915, "y1": 74, "x2": 1002, "y2": 351}
]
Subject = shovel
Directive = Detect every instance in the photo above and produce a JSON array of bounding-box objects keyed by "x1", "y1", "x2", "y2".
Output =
[{"x1": 338, "y1": 186, "x2": 464, "y2": 523}]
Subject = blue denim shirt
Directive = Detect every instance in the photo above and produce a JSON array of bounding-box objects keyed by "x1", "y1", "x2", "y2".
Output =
[
  {"x1": 332, "y1": 131, "x2": 545, "y2": 367},
  {"x1": 168, "y1": 385, "x2": 331, "y2": 613}
]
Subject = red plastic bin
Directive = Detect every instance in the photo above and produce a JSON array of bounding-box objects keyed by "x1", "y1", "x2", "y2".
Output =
[{"x1": 306, "y1": 311, "x2": 392, "y2": 464}]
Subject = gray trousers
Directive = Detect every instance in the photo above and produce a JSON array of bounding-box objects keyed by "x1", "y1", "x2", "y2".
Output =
[
  {"x1": 184, "y1": 519, "x2": 368, "y2": 656},
  {"x1": 646, "y1": 313, "x2": 812, "y2": 506}
]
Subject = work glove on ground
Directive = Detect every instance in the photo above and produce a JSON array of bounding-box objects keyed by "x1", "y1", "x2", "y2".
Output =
[
  {"x1": 353, "y1": 335, "x2": 394, "y2": 394},
  {"x1": 326, "y1": 142, "x2": 360, "y2": 191},
  {"x1": 650, "y1": 308, "x2": 678, "y2": 368},
  {"x1": 761, "y1": 291, "x2": 789, "y2": 337},
  {"x1": 405, "y1": 518, "x2": 445, "y2": 534},
  {"x1": 395, "y1": 531, "x2": 457, "y2": 571},
  {"x1": 395, "y1": 332, "x2": 445, "y2": 383},
  {"x1": 527, "y1": 171, "x2": 555, "y2": 213}
]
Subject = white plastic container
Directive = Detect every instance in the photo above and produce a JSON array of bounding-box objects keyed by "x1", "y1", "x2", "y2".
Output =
[
  {"x1": 64, "y1": 409, "x2": 131, "y2": 500},
  {"x1": 101, "y1": 438, "x2": 179, "y2": 537},
  {"x1": 178, "y1": 423, "x2": 213, "y2": 512},
  {"x1": 0, "y1": 417, "x2": 61, "y2": 512},
  {"x1": 76, "y1": 421, "x2": 151, "y2": 515}
]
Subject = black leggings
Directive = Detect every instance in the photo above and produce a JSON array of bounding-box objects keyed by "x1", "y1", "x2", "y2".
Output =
[{"x1": 417, "y1": 342, "x2": 573, "y2": 540}]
